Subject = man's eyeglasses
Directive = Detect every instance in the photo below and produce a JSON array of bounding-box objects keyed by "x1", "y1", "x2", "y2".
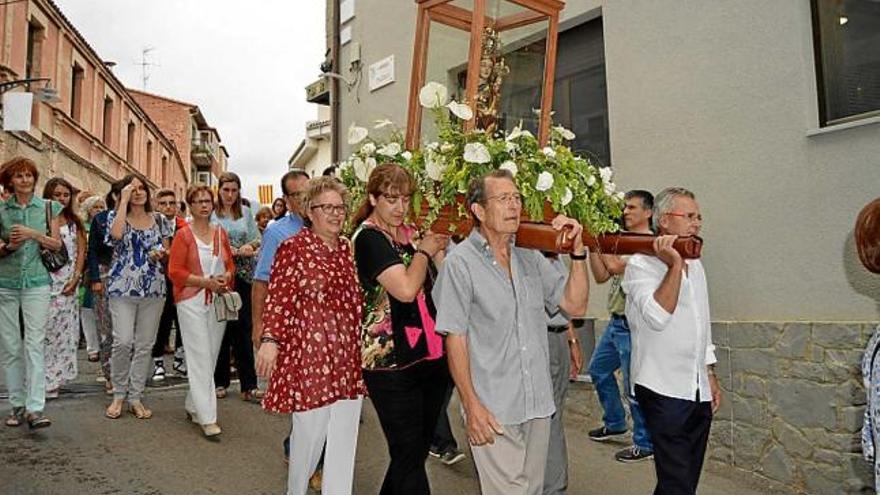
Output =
[
  {"x1": 381, "y1": 193, "x2": 412, "y2": 205},
  {"x1": 486, "y1": 193, "x2": 522, "y2": 205},
  {"x1": 310, "y1": 204, "x2": 347, "y2": 216},
  {"x1": 665, "y1": 211, "x2": 702, "y2": 223},
  {"x1": 158, "y1": 201, "x2": 176, "y2": 207}
]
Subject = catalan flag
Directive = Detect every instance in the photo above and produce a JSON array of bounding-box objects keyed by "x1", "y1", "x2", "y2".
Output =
[{"x1": 258, "y1": 184, "x2": 274, "y2": 206}]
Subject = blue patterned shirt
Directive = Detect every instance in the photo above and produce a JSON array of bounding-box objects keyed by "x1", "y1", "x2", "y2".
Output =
[{"x1": 104, "y1": 210, "x2": 172, "y2": 298}]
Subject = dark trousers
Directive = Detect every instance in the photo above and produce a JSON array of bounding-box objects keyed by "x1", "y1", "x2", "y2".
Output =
[
  {"x1": 152, "y1": 282, "x2": 180, "y2": 358},
  {"x1": 430, "y1": 381, "x2": 458, "y2": 453},
  {"x1": 364, "y1": 358, "x2": 450, "y2": 495},
  {"x1": 214, "y1": 277, "x2": 256, "y2": 391},
  {"x1": 635, "y1": 385, "x2": 712, "y2": 495}
]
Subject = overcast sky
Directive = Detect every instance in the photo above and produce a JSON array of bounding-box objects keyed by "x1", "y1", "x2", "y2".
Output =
[{"x1": 54, "y1": 0, "x2": 326, "y2": 204}]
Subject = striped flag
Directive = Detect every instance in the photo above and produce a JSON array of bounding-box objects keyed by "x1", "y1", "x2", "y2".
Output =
[{"x1": 258, "y1": 184, "x2": 274, "y2": 206}]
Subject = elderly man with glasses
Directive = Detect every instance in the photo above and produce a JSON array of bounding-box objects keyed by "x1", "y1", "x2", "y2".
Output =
[
  {"x1": 433, "y1": 169, "x2": 590, "y2": 495},
  {"x1": 623, "y1": 187, "x2": 721, "y2": 495}
]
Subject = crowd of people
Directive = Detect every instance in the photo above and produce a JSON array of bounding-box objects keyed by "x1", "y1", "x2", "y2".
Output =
[{"x1": 0, "y1": 155, "x2": 721, "y2": 495}]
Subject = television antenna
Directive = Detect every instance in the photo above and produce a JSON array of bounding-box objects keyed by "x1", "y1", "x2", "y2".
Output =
[{"x1": 138, "y1": 47, "x2": 159, "y2": 90}]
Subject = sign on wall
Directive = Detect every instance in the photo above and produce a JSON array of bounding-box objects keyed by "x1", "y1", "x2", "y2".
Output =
[
  {"x1": 3, "y1": 92, "x2": 33, "y2": 131},
  {"x1": 369, "y1": 55, "x2": 395, "y2": 92}
]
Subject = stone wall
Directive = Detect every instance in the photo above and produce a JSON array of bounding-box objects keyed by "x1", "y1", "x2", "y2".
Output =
[{"x1": 570, "y1": 319, "x2": 880, "y2": 494}]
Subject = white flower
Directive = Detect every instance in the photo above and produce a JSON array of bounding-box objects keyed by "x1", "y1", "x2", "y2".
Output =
[
  {"x1": 419, "y1": 81, "x2": 448, "y2": 108},
  {"x1": 440, "y1": 142, "x2": 455, "y2": 153},
  {"x1": 360, "y1": 142, "x2": 376, "y2": 156},
  {"x1": 377, "y1": 142, "x2": 401, "y2": 157},
  {"x1": 446, "y1": 101, "x2": 474, "y2": 120},
  {"x1": 542, "y1": 147, "x2": 556, "y2": 159},
  {"x1": 463, "y1": 142, "x2": 491, "y2": 164},
  {"x1": 499, "y1": 160, "x2": 518, "y2": 176},
  {"x1": 347, "y1": 124, "x2": 368, "y2": 145},
  {"x1": 505, "y1": 141, "x2": 518, "y2": 154},
  {"x1": 373, "y1": 119, "x2": 394, "y2": 129},
  {"x1": 535, "y1": 171, "x2": 554, "y2": 192},
  {"x1": 425, "y1": 152, "x2": 446, "y2": 181},
  {"x1": 401, "y1": 151, "x2": 413, "y2": 161},
  {"x1": 553, "y1": 125, "x2": 576, "y2": 141},
  {"x1": 561, "y1": 187, "x2": 573, "y2": 206},
  {"x1": 426, "y1": 142, "x2": 440, "y2": 152},
  {"x1": 599, "y1": 166, "x2": 613, "y2": 184},
  {"x1": 506, "y1": 125, "x2": 533, "y2": 141},
  {"x1": 352, "y1": 157, "x2": 373, "y2": 182},
  {"x1": 586, "y1": 174, "x2": 596, "y2": 187},
  {"x1": 614, "y1": 191, "x2": 625, "y2": 201},
  {"x1": 603, "y1": 181, "x2": 617, "y2": 196}
]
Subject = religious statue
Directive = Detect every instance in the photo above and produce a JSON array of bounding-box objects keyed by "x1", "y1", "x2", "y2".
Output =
[{"x1": 475, "y1": 27, "x2": 510, "y2": 134}]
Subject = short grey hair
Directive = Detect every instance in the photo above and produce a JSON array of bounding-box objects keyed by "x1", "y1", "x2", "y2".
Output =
[
  {"x1": 653, "y1": 187, "x2": 696, "y2": 231},
  {"x1": 466, "y1": 169, "x2": 516, "y2": 227}
]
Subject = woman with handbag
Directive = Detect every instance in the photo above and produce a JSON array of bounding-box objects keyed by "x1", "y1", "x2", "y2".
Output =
[
  {"x1": 41, "y1": 177, "x2": 87, "y2": 399},
  {"x1": 0, "y1": 157, "x2": 63, "y2": 429},
  {"x1": 104, "y1": 174, "x2": 173, "y2": 420},
  {"x1": 168, "y1": 184, "x2": 235, "y2": 437},
  {"x1": 212, "y1": 172, "x2": 262, "y2": 402},
  {"x1": 256, "y1": 177, "x2": 365, "y2": 495}
]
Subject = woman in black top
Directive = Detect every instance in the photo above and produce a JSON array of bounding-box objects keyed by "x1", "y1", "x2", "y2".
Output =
[{"x1": 352, "y1": 163, "x2": 450, "y2": 495}]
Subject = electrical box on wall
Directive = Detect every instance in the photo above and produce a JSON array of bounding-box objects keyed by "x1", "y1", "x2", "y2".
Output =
[{"x1": 350, "y1": 42, "x2": 362, "y2": 64}]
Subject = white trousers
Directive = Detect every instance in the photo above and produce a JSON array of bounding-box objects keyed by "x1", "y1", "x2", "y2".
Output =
[
  {"x1": 288, "y1": 397, "x2": 363, "y2": 495},
  {"x1": 177, "y1": 294, "x2": 225, "y2": 425},
  {"x1": 81, "y1": 307, "x2": 100, "y2": 354}
]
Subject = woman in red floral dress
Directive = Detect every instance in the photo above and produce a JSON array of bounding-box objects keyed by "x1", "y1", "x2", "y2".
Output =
[{"x1": 256, "y1": 177, "x2": 365, "y2": 495}]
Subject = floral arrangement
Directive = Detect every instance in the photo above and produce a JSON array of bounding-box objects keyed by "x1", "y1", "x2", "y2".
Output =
[{"x1": 338, "y1": 82, "x2": 624, "y2": 235}]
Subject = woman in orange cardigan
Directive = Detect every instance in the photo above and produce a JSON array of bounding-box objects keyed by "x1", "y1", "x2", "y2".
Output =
[{"x1": 168, "y1": 184, "x2": 235, "y2": 437}]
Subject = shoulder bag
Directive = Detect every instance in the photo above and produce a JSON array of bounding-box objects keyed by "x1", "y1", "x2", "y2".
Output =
[
  {"x1": 212, "y1": 227, "x2": 241, "y2": 322},
  {"x1": 40, "y1": 201, "x2": 69, "y2": 272}
]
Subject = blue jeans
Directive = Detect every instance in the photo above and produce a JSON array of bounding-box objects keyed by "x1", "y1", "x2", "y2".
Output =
[{"x1": 588, "y1": 315, "x2": 653, "y2": 451}]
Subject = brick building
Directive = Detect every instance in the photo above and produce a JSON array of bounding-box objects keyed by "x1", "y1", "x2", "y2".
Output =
[
  {"x1": 130, "y1": 90, "x2": 228, "y2": 190},
  {"x1": 0, "y1": 0, "x2": 186, "y2": 197}
]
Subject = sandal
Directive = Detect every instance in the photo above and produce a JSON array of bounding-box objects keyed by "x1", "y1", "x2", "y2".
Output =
[
  {"x1": 215, "y1": 387, "x2": 227, "y2": 399},
  {"x1": 105, "y1": 400, "x2": 123, "y2": 419},
  {"x1": 5, "y1": 407, "x2": 24, "y2": 427},
  {"x1": 241, "y1": 389, "x2": 264, "y2": 403},
  {"x1": 26, "y1": 411, "x2": 51, "y2": 430},
  {"x1": 129, "y1": 402, "x2": 153, "y2": 420},
  {"x1": 87, "y1": 352, "x2": 99, "y2": 362}
]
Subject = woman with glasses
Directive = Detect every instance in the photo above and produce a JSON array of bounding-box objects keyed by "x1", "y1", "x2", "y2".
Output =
[
  {"x1": 0, "y1": 157, "x2": 63, "y2": 429},
  {"x1": 212, "y1": 172, "x2": 262, "y2": 401},
  {"x1": 41, "y1": 177, "x2": 87, "y2": 399},
  {"x1": 168, "y1": 184, "x2": 235, "y2": 437},
  {"x1": 104, "y1": 174, "x2": 173, "y2": 420},
  {"x1": 257, "y1": 177, "x2": 365, "y2": 495},
  {"x1": 351, "y1": 163, "x2": 450, "y2": 494}
]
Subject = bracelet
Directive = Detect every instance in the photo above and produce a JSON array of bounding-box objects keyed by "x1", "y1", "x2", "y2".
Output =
[
  {"x1": 415, "y1": 249, "x2": 432, "y2": 260},
  {"x1": 570, "y1": 251, "x2": 587, "y2": 261},
  {"x1": 568, "y1": 338, "x2": 579, "y2": 345},
  {"x1": 260, "y1": 335, "x2": 278, "y2": 345}
]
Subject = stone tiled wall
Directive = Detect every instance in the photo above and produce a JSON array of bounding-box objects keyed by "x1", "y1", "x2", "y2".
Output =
[{"x1": 571, "y1": 319, "x2": 880, "y2": 494}]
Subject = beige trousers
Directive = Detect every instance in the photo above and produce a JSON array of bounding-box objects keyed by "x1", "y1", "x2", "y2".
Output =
[{"x1": 471, "y1": 416, "x2": 551, "y2": 495}]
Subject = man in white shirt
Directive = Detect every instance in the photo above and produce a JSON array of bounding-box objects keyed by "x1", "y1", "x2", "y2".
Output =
[{"x1": 622, "y1": 187, "x2": 721, "y2": 495}]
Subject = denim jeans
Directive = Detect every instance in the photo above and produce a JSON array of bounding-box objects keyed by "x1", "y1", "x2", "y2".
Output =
[
  {"x1": 587, "y1": 315, "x2": 653, "y2": 451},
  {"x1": 0, "y1": 286, "x2": 50, "y2": 413}
]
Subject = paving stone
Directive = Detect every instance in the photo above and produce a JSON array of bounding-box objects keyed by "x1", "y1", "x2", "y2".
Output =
[
  {"x1": 731, "y1": 422, "x2": 771, "y2": 469},
  {"x1": 803, "y1": 463, "x2": 845, "y2": 494},
  {"x1": 734, "y1": 375, "x2": 766, "y2": 399},
  {"x1": 759, "y1": 444, "x2": 794, "y2": 485},
  {"x1": 769, "y1": 379, "x2": 837, "y2": 429},
  {"x1": 729, "y1": 322, "x2": 782, "y2": 349},
  {"x1": 838, "y1": 406, "x2": 866, "y2": 433},
  {"x1": 731, "y1": 395, "x2": 772, "y2": 428},
  {"x1": 732, "y1": 349, "x2": 776, "y2": 377}
]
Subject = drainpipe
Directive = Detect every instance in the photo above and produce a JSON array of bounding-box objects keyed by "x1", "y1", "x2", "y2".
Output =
[{"x1": 330, "y1": 0, "x2": 341, "y2": 164}]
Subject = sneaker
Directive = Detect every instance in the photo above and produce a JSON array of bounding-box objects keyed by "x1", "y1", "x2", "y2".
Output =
[
  {"x1": 173, "y1": 357, "x2": 187, "y2": 377},
  {"x1": 439, "y1": 448, "x2": 466, "y2": 466},
  {"x1": 614, "y1": 445, "x2": 654, "y2": 463},
  {"x1": 428, "y1": 445, "x2": 442, "y2": 458},
  {"x1": 588, "y1": 426, "x2": 628, "y2": 442},
  {"x1": 152, "y1": 360, "x2": 166, "y2": 382}
]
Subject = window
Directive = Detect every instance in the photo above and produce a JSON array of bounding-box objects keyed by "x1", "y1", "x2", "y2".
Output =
[
  {"x1": 812, "y1": 0, "x2": 880, "y2": 125},
  {"x1": 161, "y1": 156, "x2": 168, "y2": 185},
  {"x1": 126, "y1": 122, "x2": 136, "y2": 163},
  {"x1": 70, "y1": 63, "x2": 84, "y2": 121},
  {"x1": 26, "y1": 21, "x2": 44, "y2": 80},
  {"x1": 102, "y1": 97, "x2": 113, "y2": 146},
  {"x1": 145, "y1": 140, "x2": 153, "y2": 178}
]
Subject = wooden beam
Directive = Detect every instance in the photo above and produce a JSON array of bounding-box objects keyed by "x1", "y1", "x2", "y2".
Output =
[
  {"x1": 416, "y1": 0, "x2": 455, "y2": 8},
  {"x1": 537, "y1": 12, "x2": 558, "y2": 147},
  {"x1": 463, "y1": 0, "x2": 486, "y2": 133},
  {"x1": 503, "y1": 0, "x2": 564, "y2": 17},
  {"x1": 494, "y1": 11, "x2": 546, "y2": 32},
  {"x1": 428, "y1": 9, "x2": 471, "y2": 32},
  {"x1": 406, "y1": 6, "x2": 432, "y2": 150}
]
